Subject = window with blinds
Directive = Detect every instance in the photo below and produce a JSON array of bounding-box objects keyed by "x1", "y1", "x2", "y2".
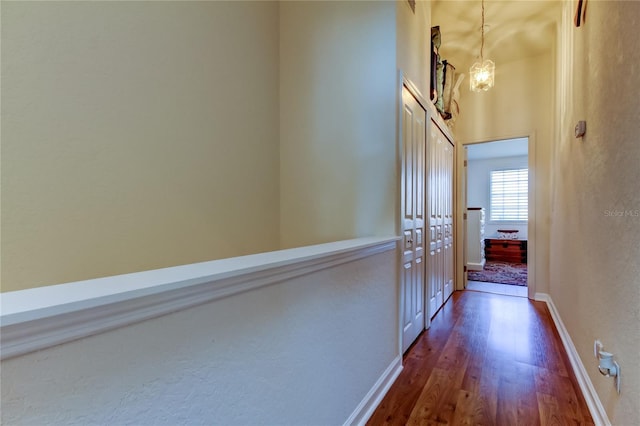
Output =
[{"x1": 490, "y1": 168, "x2": 528, "y2": 221}]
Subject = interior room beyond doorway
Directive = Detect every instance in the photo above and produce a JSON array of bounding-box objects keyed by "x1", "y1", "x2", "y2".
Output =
[{"x1": 465, "y1": 137, "x2": 529, "y2": 297}]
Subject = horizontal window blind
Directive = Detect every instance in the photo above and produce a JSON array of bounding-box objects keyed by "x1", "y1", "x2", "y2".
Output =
[{"x1": 490, "y1": 168, "x2": 528, "y2": 221}]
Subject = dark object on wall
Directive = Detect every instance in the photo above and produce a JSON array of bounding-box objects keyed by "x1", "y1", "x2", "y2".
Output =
[
  {"x1": 435, "y1": 61, "x2": 445, "y2": 113},
  {"x1": 408, "y1": 0, "x2": 416, "y2": 13},
  {"x1": 430, "y1": 26, "x2": 441, "y2": 105},
  {"x1": 431, "y1": 25, "x2": 462, "y2": 124},
  {"x1": 442, "y1": 61, "x2": 455, "y2": 120},
  {"x1": 575, "y1": 0, "x2": 588, "y2": 27}
]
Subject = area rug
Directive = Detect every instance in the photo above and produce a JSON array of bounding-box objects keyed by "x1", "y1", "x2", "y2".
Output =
[{"x1": 468, "y1": 261, "x2": 527, "y2": 286}]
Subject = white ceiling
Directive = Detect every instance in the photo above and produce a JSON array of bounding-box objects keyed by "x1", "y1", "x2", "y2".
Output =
[
  {"x1": 466, "y1": 137, "x2": 528, "y2": 160},
  {"x1": 431, "y1": 0, "x2": 561, "y2": 72}
]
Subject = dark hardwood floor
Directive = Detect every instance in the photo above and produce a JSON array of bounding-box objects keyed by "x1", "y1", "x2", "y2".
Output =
[{"x1": 367, "y1": 290, "x2": 594, "y2": 425}]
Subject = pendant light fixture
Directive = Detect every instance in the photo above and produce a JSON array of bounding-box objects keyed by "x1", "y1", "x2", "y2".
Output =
[{"x1": 469, "y1": 0, "x2": 495, "y2": 92}]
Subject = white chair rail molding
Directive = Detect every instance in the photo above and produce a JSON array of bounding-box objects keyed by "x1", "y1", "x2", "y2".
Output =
[{"x1": 1, "y1": 237, "x2": 403, "y2": 425}]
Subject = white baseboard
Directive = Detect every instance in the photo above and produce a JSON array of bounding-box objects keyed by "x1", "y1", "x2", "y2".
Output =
[
  {"x1": 534, "y1": 293, "x2": 610, "y2": 426},
  {"x1": 344, "y1": 355, "x2": 403, "y2": 426},
  {"x1": 466, "y1": 261, "x2": 485, "y2": 271}
]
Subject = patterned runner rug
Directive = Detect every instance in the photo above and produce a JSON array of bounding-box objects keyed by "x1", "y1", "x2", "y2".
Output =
[{"x1": 468, "y1": 261, "x2": 528, "y2": 286}]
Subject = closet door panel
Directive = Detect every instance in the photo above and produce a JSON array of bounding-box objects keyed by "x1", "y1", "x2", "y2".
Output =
[
  {"x1": 443, "y1": 141, "x2": 454, "y2": 300},
  {"x1": 427, "y1": 118, "x2": 454, "y2": 317},
  {"x1": 427, "y1": 122, "x2": 442, "y2": 316},
  {"x1": 401, "y1": 86, "x2": 426, "y2": 352}
]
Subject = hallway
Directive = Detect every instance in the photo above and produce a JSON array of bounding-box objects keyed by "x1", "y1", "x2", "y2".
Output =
[{"x1": 368, "y1": 291, "x2": 594, "y2": 425}]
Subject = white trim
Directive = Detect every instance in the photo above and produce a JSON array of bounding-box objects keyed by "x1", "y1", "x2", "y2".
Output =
[
  {"x1": 533, "y1": 292, "x2": 546, "y2": 302},
  {"x1": 0, "y1": 237, "x2": 399, "y2": 360},
  {"x1": 534, "y1": 293, "x2": 611, "y2": 426},
  {"x1": 343, "y1": 355, "x2": 403, "y2": 426},
  {"x1": 466, "y1": 261, "x2": 485, "y2": 272}
]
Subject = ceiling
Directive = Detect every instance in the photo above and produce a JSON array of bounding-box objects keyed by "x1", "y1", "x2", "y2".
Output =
[
  {"x1": 467, "y1": 137, "x2": 528, "y2": 160},
  {"x1": 431, "y1": 0, "x2": 561, "y2": 72}
]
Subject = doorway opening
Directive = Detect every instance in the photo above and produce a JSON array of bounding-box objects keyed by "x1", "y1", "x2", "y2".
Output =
[{"x1": 464, "y1": 137, "x2": 529, "y2": 298}]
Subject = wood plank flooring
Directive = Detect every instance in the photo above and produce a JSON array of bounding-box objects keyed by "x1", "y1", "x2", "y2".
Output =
[{"x1": 367, "y1": 290, "x2": 594, "y2": 425}]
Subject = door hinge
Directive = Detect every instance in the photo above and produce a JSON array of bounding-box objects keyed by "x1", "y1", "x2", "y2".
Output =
[
  {"x1": 464, "y1": 160, "x2": 468, "y2": 167},
  {"x1": 463, "y1": 265, "x2": 467, "y2": 272},
  {"x1": 463, "y1": 212, "x2": 467, "y2": 220}
]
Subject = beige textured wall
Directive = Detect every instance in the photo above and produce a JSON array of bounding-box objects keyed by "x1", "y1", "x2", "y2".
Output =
[
  {"x1": 279, "y1": 1, "x2": 397, "y2": 248},
  {"x1": 397, "y1": 0, "x2": 431, "y2": 98},
  {"x1": 454, "y1": 51, "x2": 554, "y2": 295},
  {"x1": 551, "y1": 1, "x2": 640, "y2": 422},
  {"x1": 1, "y1": 2, "x2": 281, "y2": 292}
]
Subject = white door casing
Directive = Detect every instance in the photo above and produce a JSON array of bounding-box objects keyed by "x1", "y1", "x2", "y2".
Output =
[
  {"x1": 462, "y1": 146, "x2": 468, "y2": 289},
  {"x1": 456, "y1": 135, "x2": 535, "y2": 299}
]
